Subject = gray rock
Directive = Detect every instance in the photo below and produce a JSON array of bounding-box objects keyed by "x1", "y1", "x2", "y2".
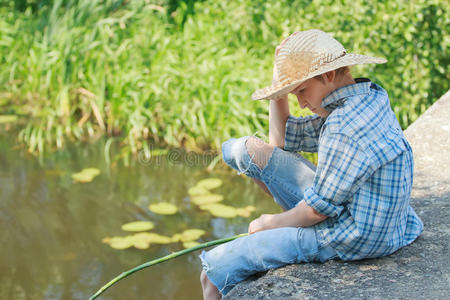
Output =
[{"x1": 224, "y1": 91, "x2": 450, "y2": 299}]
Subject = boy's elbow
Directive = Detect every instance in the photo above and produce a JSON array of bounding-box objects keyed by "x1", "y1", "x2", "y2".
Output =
[
  {"x1": 307, "y1": 205, "x2": 328, "y2": 224},
  {"x1": 295, "y1": 201, "x2": 328, "y2": 227}
]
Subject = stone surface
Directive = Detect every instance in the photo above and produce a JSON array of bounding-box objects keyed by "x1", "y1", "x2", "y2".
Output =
[{"x1": 224, "y1": 91, "x2": 450, "y2": 299}]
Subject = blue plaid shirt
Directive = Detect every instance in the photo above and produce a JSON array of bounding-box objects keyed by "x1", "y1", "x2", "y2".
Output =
[{"x1": 284, "y1": 78, "x2": 423, "y2": 260}]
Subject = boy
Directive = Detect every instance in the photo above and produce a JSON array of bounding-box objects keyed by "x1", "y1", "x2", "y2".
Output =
[{"x1": 199, "y1": 29, "x2": 423, "y2": 299}]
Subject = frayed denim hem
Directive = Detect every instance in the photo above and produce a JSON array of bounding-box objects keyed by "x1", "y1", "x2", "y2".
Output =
[{"x1": 199, "y1": 250, "x2": 236, "y2": 297}]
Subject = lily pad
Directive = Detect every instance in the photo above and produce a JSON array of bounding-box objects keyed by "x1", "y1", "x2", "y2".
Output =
[
  {"x1": 131, "y1": 233, "x2": 153, "y2": 249},
  {"x1": 196, "y1": 178, "x2": 222, "y2": 190},
  {"x1": 133, "y1": 239, "x2": 151, "y2": 250},
  {"x1": 236, "y1": 205, "x2": 257, "y2": 217},
  {"x1": 180, "y1": 229, "x2": 206, "y2": 242},
  {"x1": 82, "y1": 168, "x2": 101, "y2": 176},
  {"x1": 171, "y1": 233, "x2": 182, "y2": 242},
  {"x1": 188, "y1": 185, "x2": 209, "y2": 196},
  {"x1": 121, "y1": 221, "x2": 155, "y2": 232},
  {"x1": 108, "y1": 236, "x2": 134, "y2": 250},
  {"x1": 71, "y1": 168, "x2": 101, "y2": 183},
  {"x1": 183, "y1": 241, "x2": 201, "y2": 249},
  {"x1": 191, "y1": 193, "x2": 224, "y2": 205},
  {"x1": 200, "y1": 203, "x2": 238, "y2": 218},
  {"x1": 0, "y1": 115, "x2": 18, "y2": 124},
  {"x1": 149, "y1": 202, "x2": 178, "y2": 215},
  {"x1": 132, "y1": 232, "x2": 172, "y2": 244},
  {"x1": 245, "y1": 205, "x2": 256, "y2": 212}
]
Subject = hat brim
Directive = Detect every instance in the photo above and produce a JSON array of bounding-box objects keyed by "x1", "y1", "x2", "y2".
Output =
[{"x1": 251, "y1": 54, "x2": 387, "y2": 101}]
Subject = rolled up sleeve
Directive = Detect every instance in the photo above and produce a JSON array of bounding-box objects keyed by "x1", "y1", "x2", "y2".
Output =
[
  {"x1": 302, "y1": 132, "x2": 374, "y2": 217},
  {"x1": 303, "y1": 187, "x2": 344, "y2": 217},
  {"x1": 284, "y1": 115, "x2": 325, "y2": 152}
]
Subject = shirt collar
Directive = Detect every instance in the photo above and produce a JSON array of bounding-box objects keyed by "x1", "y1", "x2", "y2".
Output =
[{"x1": 321, "y1": 78, "x2": 372, "y2": 112}]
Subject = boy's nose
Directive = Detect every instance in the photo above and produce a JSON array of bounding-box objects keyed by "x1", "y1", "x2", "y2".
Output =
[{"x1": 296, "y1": 95, "x2": 308, "y2": 109}]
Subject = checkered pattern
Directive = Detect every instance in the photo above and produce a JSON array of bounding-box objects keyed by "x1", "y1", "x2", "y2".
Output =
[{"x1": 284, "y1": 78, "x2": 423, "y2": 260}]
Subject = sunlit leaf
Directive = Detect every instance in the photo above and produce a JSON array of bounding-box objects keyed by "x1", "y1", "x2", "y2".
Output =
[
  {"x1": 183, "y1": 241, "x2": 201, "y2": 249},
  {"x1": 133, "y1": 239, "x2": 150, "y2": 250},
  {"x1": 121, "y1": 221, "x2": 155, "y2": 232},
  {"x1": 191, "y1": 193, "x2": 224, "y2": 205},
  {"x1": 71, "y1": 173, "x2": 91, "y2": 183},
  {"x1": 196, "y1": 178, "x2": 222, "y2": 190},
  {"x1": 236, "y1": 205, "x2": 257, "y2": 217},
  {"x1": 149, "y1": 202, "x2": 178, "y2": 215},
  {"x1": 132, "y1": 232, "x2": 152, "y2": 241},
  {"x1": 109, "y1": 236, "x2": 134, "y2": 250},
  {"x1": 146, "y1": 233, "x2": 172, "y2": 244},
  {"x1": 245, "y1": 205, "x2": 256, "y2": 212},
  {"x1": 236, "y1": 208, "x2": 251, "y2": 217},
  {"x1": 71, "y1": 168, "x2": 101, "y2": 183},
  {"x1": 180, "y1": 229, "x2": 206, "y2": 242},
  {"x1": 131, "y1": 234, "x2": 152, "y2": 249},
  {"x1": 171, "y1": 233, "x2": 182, "y2": 242},
  {"x1": 132, "y1": 232, "x2": 172, "y2": 244},
  {"x1": 0, "y1": 115, "x2": 18, "y2": 124},
  {"x1": 188, "y1": 185, "x2": 209, "y2": 196},
  {"x1": 82, "y1": 168, "x2": 101, "y2": 176},
  {"x1": 200, "y1": 203, "x2": 238, "y2": 218}
]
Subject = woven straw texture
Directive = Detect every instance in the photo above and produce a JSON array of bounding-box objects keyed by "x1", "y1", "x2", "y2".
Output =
[{"x1": 252, "y1": 29, "x2": 387, "y2": 101}]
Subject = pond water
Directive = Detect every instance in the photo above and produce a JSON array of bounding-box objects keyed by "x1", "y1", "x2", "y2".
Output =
[{"x1": 0, "y1": 134, "x2": 281, "y2": 300}]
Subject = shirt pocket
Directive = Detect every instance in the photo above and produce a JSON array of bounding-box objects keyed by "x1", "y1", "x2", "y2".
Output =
[{"x1": 371, "y1": 126, "x2": 407, "y2": 168}]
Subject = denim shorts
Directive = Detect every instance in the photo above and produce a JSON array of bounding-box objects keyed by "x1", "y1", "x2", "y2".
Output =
[{"x1": 198, "y1": 136, "x2": 338, "y2": 296}]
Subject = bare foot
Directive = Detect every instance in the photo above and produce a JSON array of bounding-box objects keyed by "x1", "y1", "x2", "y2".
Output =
[{"x1": 200, "y1": 270, "x2": 221, "y2": 300}]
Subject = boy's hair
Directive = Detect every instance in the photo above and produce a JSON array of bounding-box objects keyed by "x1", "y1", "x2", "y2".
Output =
[{"x1": 314, "y1": 66, "x2": 351, "y2": 84}]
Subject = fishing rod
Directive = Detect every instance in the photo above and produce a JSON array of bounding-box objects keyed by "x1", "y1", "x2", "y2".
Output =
[{"x1": 90, "y1": 233, "x2": 248, "y2": 299}]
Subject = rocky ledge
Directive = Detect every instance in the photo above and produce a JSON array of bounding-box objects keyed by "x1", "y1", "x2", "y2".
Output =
[{"x1": 224, "y1": 91, "x2": 450, "y2": 299}]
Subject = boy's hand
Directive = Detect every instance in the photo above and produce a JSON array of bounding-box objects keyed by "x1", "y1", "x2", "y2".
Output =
[
  {"x1": 248, "y1": 201, "x2": 328, "y2": 234},
  {"x1": 248, "y1": 213, "x2": 279, "y2": 234},
  {"x1": 271, "y1": 31, "x2": 300, "y2": 97}
]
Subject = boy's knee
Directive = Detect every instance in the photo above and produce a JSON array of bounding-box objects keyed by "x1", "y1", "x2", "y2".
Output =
[
  {"x1": 245, "y1": 136, "x2": 274, "y2": 170},
  {"x1": 221, "y1": 136, "x2": 251, "y2": 169},
  {"x1": 221, "y1": 136, "x2": 273, "y2": 176}
]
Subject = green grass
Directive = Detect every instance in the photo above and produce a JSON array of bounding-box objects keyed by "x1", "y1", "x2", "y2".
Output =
[{"x1": 0, "y1": 0, "x2": 448, "y2": 163}]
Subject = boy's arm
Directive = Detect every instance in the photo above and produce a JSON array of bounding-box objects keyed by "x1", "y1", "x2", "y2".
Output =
[
  {"x1": 269, "y1": 95, "x2": 289, "y2": 148},
  {"x1": 268, "y1": 47, "x2": 290, "y2": 148},
  {"x1": 267, "y1": 33, "x2": 323, "y2": 152},
  {"x1": 268, "y1": 68, "x2": 324, "y2": 152},
  {"x1": 248, "y1": 201, "x2": 327, "y2": 234},
  {"x1": 277, "y1": 200, "x2": 328, "y2": 227}
]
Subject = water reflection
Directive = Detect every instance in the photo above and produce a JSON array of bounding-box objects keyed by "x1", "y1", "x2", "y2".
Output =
[{"x1": 0, "y1": 136, "x2": 280, "y2": 299}]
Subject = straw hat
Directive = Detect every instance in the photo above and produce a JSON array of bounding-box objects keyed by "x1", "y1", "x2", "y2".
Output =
[{"x1": 251, "y1": 29, "x2": 387, "y2": 101}]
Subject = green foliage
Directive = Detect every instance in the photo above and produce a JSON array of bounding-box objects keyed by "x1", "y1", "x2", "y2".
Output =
[{"x1": 0, "y1": 0, "x2": 448, "y2": 159}]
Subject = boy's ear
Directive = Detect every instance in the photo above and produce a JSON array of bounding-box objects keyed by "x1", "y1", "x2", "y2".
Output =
[{"x1": 324, "y1": 70, "x2": 336, "y2": 83}]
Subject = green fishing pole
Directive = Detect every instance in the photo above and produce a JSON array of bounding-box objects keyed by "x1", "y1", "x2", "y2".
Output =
[{"x1": 90, "y1": 233, "x2": 248, "y2": 299}]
